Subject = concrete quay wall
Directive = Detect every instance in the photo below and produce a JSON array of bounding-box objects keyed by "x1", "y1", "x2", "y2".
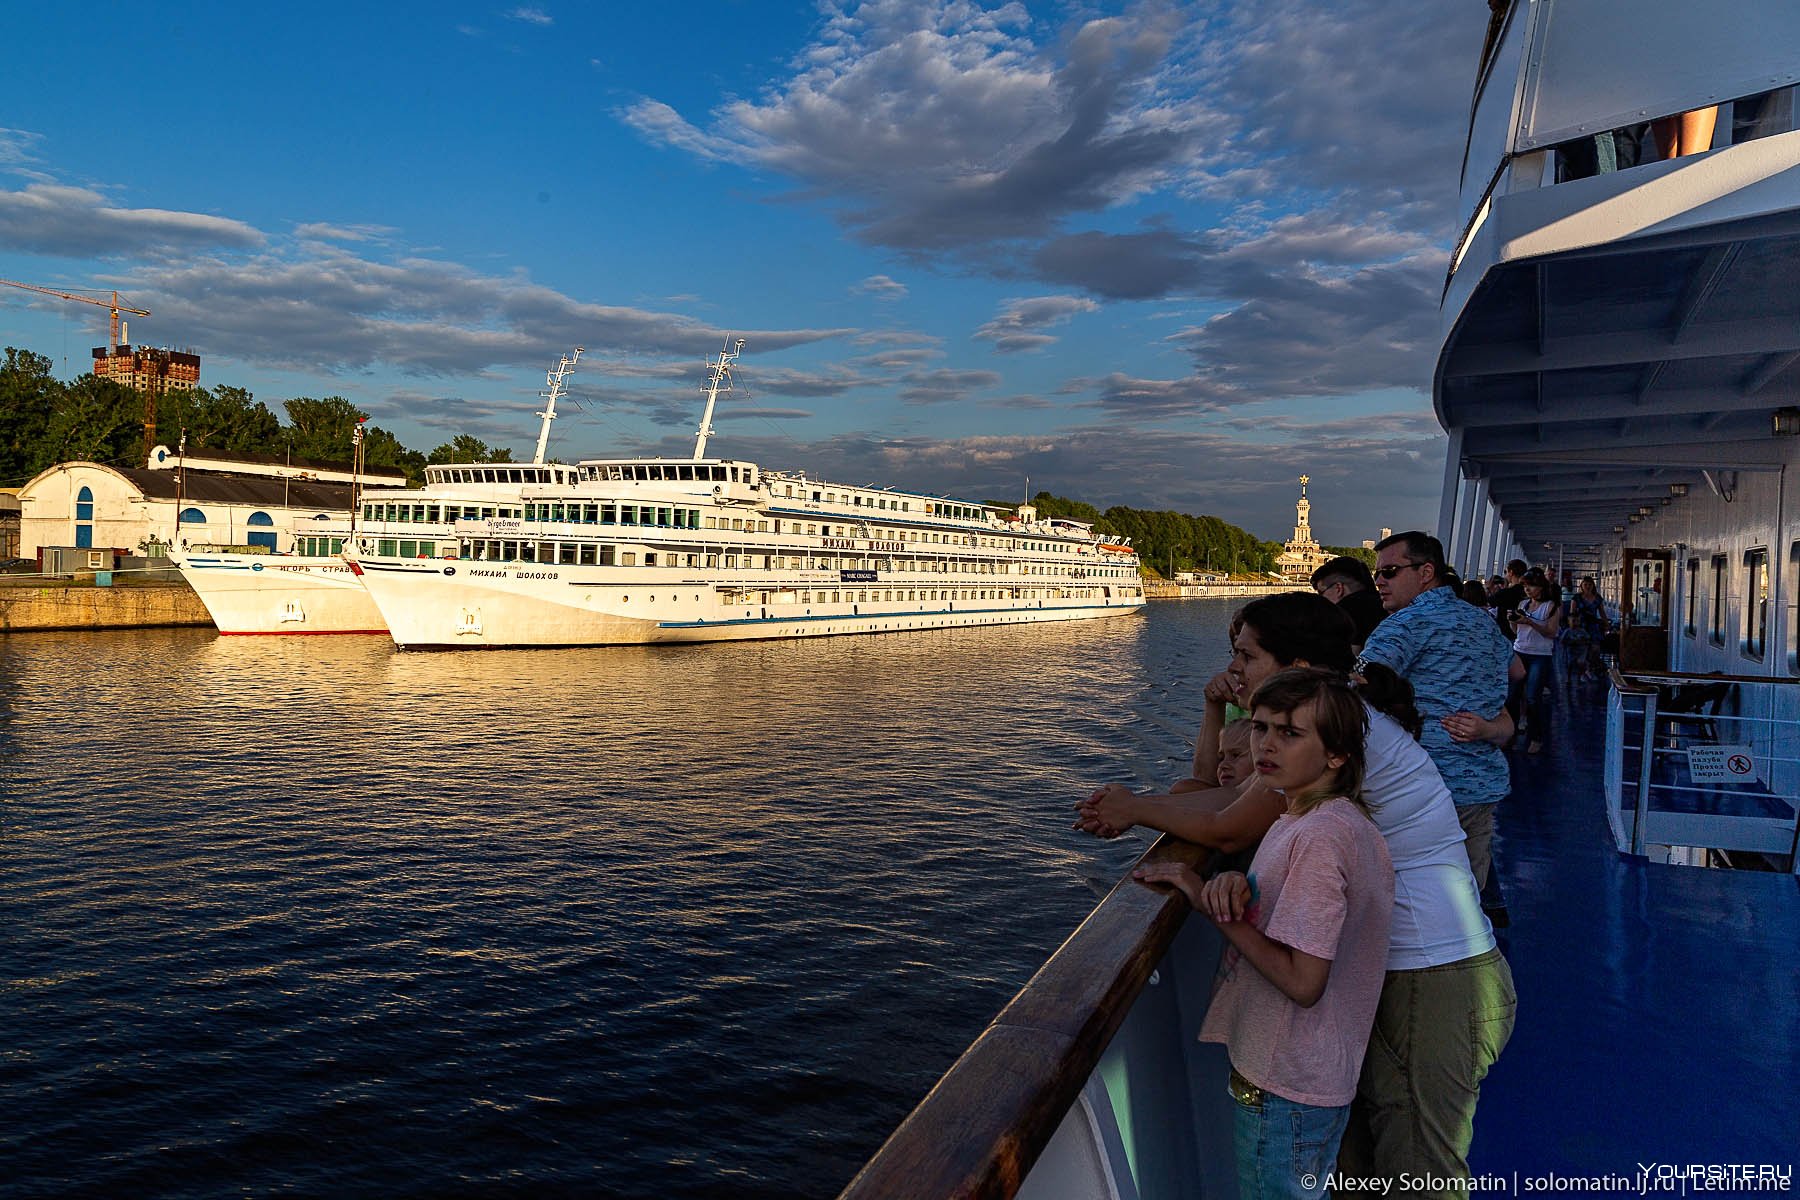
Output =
[
  {"x1": 0, "y1": 582, "x2": 212, "y2": 633},
  {"x1": 1143, "y1": 582, "x2": 1295, "y2": 600}
]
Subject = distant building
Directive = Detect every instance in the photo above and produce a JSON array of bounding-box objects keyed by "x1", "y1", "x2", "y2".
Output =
[
  {"x1": 91, "y1": 344, "x2": 201, "y2": 393},
  {"x1": 1274, "y1": 475, "x2": 1332, "y2": 580},
  {"x1": 0, "y1": 489, "x2": 20, "y2": 560},
  {"x1": 16, "y1": 445, "x2": 406, "y2": 563},
  {"x1": 1361, "y1": 526, "x2": 1394, "y2": 551}
]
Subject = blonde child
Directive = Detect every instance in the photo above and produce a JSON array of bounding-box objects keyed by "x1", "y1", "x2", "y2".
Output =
[
  {"x1": 1215, "y1": 718, "x2": 1253, "y2": 790},
  {"x1": 1136, "y1": 668, "x2": 1393, "y2": 1200}
]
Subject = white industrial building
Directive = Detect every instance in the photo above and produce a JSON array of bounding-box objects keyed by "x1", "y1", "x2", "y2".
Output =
[{"x1": 16, "y1": 445, "x2": 407, "y2": 563}]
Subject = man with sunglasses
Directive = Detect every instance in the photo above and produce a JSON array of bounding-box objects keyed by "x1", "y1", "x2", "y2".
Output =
[{"x1": 1355, "y1": 531, "x2": 1515, "y2": 892}]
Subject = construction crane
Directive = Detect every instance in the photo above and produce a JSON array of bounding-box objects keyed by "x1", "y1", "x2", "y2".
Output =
[{"x1": 0, "y1": 278, "x2": 150, "y2": 355}]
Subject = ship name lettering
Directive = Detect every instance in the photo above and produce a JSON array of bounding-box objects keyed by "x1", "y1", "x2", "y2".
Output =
[
  {"x1": 518, "y1": 571, "x2": 559, "y2": 580},
  {"x1": 822, "y1": 537, "x2": 855, "y2": 549},
  {"x1": 473, "y1": 569, "x2": 506, "y2": 577}
]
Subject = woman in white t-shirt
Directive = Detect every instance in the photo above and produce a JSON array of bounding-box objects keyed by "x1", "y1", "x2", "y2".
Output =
[
  {"x1": 1507, "y1": 570, "x2": 1561, "y2": 754},
  {"x1": 1078, "y1": 591, "x2": 1517, "y2": 1185}
]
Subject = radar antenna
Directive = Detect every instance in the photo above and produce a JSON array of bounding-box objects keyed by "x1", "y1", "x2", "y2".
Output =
[
  {"x1": 533, "y1": 346, "x2": 584, "y2": 465},
  {"x1": 693, "y1": 337, "x2": 745, "y2": 460}
]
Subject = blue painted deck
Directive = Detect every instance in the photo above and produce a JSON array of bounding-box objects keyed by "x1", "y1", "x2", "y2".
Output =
[{"x1": 1469, "y1": 678, "x2": 1800, "y2": 1174}]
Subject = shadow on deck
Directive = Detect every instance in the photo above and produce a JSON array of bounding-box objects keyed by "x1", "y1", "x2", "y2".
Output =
[{"x1": 1471, "y1": 677, "x2": 1800, "y2": 1173}]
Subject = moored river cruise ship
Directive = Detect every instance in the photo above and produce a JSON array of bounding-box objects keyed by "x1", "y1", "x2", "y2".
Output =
[
  {"x1": 347, "y1": 341, "x2": 1143, "y2": 649},
  {"x1": 348, "y1": 461, "x2": 1144, "y2": 649}
]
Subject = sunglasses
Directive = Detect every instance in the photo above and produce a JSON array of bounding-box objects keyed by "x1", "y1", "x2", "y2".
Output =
[{"x1": 1374, "y1": 561, "x2": 1426, "y2": 580}]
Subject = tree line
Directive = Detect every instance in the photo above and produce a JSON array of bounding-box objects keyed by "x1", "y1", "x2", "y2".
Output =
[
  {"x1": 0, "y1": 347, "x2": 512, "y2": 488},
  {"x1": 1010, "y1": 492, "x2": 1374, "y2": 576}
]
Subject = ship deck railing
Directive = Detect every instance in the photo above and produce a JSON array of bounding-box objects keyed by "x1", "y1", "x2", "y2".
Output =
[
  {"x1": 842, "y1": 674, "x2": 1800, "y2": 1196},
  {"x1": 1606, "y1": 669, "x2": 1800, "y2": 870},
  {"x1": 836, "y1": 835, "x2": 1235, "y2": 1200}
]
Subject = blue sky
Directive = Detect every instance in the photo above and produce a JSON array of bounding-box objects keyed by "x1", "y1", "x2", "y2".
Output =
[{"x1": 0, "y1": 1, "x2": 1486, "y2": 545}]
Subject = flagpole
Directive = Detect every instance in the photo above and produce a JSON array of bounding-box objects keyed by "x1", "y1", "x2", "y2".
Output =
[{"x1": 174, "y1": 429, "x2": 187, "y2": 547}]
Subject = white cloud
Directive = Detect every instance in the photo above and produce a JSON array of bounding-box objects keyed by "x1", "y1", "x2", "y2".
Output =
[
  {"x1": 973, "y1": 293, "x2": 1097, "y2": 352},
  {"x1": 852, "y1": 274, "x2": 908, "y2": 299},
  {"x1": 628, "y1": 2, "x2": 1220, "y2": 252},
  {"x1": 507, "y1": 6, "x2": 553, "y2": 26},
  {"x1": 0, "y1": 182, "x2": 264, "y2": 258}
]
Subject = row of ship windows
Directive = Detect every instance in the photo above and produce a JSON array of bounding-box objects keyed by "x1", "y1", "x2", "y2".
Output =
[
  {"x1": 1616, "y1": 544, "x2": 1796, "y2": 671},
  {"x1": 447, "y1": 540, "x2": 1132, "y2": 577},
  {"x1": 363, "y1": 501, "x2": 1086, "y2": 554},
  {"x1": 1676, "y1": 547, "x2": 1786, "y2": 666}
]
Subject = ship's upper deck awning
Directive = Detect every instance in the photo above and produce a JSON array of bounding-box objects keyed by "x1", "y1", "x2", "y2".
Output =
[
  {"x1": 1440, "y1": 189, "x2": 1800, "y2": 545},
  {"x1": 1436, "y1": 1, "x2": 1800, "y2": 555}
]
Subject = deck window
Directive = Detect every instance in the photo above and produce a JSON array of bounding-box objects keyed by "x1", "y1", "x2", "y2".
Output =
[
  {"x1": 1743, "y1": 549, "x2": 1770, "y2": 659},
  {"x1": 1710, "y1": 555, "x2": 1728, "y2": 646},
  {"x1": 1684, "y1": 558, "x2": 1699, "y2": 637}
]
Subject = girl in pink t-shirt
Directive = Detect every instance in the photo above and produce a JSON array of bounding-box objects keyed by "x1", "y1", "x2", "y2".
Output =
[{"x1": 1137, "y1": 669, "x2": 1394, "y2": 1200}]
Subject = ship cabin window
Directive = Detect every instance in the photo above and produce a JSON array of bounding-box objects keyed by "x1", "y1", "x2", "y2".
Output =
[
  {"x1": 559, "y1": 544, "x2": 578, "y2": 565},
  {"x1": 1789, "y1": 541, "x2": 1800, "y2": 676},
  {"x1": 1743, "y1": 549, "x2": 1771, "y2": 660},
  {"x1": 1710, "y1": 555, "x2": 1728, "y2": 646},
  {"x1": 620, "y1": 552, "x2": 637, "y2": 566},
  {"x1": 1684, "y1": 558, "x2": 1700, "y2": 637}
]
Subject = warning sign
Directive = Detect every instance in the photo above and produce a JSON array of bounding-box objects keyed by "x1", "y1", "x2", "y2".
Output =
[{"x1": 1688, "y1": 744, "x2": 1760, "y2": 784}]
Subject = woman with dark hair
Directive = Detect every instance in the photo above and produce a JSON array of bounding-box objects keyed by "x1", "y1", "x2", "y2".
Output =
[
  {"x1": 1079, "y1": 590, "x2": 1516, "y2": 1185},
  {"x1": 1507, "y1": 570, "x2": 1561, "y2": 754}
]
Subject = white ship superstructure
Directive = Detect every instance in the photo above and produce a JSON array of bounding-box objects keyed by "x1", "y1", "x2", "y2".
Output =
[
  {"x1": 174, "y1": 350, "x2": 586, "y2": 635},
  {"x1": 350, "y1": 342, "x2": 1144, "y2": 649},
  {"x1": 351, "y1": 459, "x2": 1143, "y2": 649}
]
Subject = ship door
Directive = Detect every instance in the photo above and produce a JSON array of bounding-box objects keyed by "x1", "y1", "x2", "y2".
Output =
[{"x1": 1620, "y1": 548, "x2": 1671, "y2": 673}]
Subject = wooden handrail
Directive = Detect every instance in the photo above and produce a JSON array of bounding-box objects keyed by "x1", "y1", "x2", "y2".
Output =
[{"x1": 837, "y1": 835, "x2": 1211, "y2": 1200}]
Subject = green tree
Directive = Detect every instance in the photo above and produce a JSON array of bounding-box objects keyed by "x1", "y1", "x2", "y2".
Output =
[
  {"x1": 157, "y1": 385, "x2": 283, "y2": 457},
  {"x1": 38, "y1": 374, "x2": 143, "y2": 467},
  {"x1": 282, "y1": 396, "x2": 367, "y2": 461},
  {"x1": 428, "y1": 434, "x2": 515, "y2": 464},
  {"x1": 364, "y1": 425, "x2": 427, "y2": 484},
  {"x1": 0, "y1": 347, "x2": 58, "y2": 485}
]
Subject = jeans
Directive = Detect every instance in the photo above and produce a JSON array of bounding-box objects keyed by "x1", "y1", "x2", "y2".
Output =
[
  {"x1": 1231, "y1": 1072, "x2": 1350, "y2": 1200},
  {"x1": 1508, "y1": 652, "x2": 1554, "y2": 741}
]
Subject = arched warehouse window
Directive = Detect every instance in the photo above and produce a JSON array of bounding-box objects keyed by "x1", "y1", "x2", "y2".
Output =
[
  {"x1": 75, "y1": 486, "x2": 94, "y2": 549},
  {"x1": 179, "y1": 508, "x2": 207, "y2": 525},
  {"x1": 246, "y1": 511, "x2": 277, "y2": 551}
]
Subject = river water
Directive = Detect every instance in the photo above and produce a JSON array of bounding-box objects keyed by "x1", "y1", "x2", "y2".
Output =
[{"x1": 1, "y1": 601, "x2": 1235, "y2": 1198}]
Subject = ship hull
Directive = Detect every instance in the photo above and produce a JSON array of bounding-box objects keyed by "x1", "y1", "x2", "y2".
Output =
[
  {"x1": 354, "y1": 557, "x2": 1143, "y2": 649},
  {"x1": 173, "y1": 552, "x2": 386, "y2": 635}
]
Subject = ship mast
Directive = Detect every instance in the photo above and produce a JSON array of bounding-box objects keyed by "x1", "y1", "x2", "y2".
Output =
[
  {"x1": 533, "y1": 346, "x2": 584, "y2": 465},
  {"x1": 693, "y1": 337, "x2": 744, "y2": 460}
]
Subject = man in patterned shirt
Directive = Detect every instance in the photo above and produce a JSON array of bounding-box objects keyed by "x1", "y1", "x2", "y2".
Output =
[{"x1": 1356, "y1": 531, "x2": 1515, "y2": 889}]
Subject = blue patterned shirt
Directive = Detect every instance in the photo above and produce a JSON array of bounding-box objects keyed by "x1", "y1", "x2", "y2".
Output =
[{"x1": 1357, "y1": 584, "x2": 1513, "y2": 806}]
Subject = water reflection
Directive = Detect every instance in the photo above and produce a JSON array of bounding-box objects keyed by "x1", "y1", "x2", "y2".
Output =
[{"x1": 0, "y1": 603, "x2": 1236, "y2": 1199}]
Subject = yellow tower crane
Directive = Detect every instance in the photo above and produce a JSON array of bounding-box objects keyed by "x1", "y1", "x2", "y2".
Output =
[
  {"x1": 1, "y1": 278, "x2": 166, "y2": 455},
  {"x1": 0, "y1": 278, "x2": 150, "y2": 354}
]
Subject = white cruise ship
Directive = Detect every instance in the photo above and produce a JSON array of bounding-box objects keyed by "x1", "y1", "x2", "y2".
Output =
[
  {"x1": 173, "y1": 351, "x2": 587, "y2": 635},
  {"x1": 348, "y1": 342, "x2": 1145, "y2": 649}
]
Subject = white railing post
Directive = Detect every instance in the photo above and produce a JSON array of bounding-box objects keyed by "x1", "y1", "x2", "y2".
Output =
[{"x1": 1633, "y1": 687, "x2": 1659, "y2": 857}]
